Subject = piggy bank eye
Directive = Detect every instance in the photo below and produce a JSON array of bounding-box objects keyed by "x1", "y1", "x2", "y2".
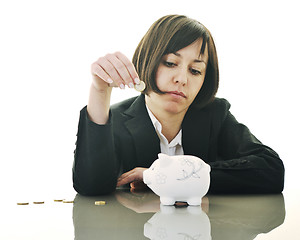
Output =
[{"x1": 151, "y1": 166, "x2": 155, "y2": 171}]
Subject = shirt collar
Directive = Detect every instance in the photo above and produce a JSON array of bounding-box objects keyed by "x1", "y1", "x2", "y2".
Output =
[{"x1": 146, "y1": 105, "x2": 182, "y2": 147}]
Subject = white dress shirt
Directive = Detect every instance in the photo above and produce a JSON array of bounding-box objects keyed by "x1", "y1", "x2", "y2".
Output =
[{"x1": 146, "y1": 105, "x2": 184, "y2": 156}]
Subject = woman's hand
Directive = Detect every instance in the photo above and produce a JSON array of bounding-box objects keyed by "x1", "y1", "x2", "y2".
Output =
[
  {"x1": 117, "y1": 167, "x2": 148, "y2": 190},
  {"x1": 91, "y1": 51, "x2": 140, "y2": 91},
  {"x1": 87, "y1": 52, "x2": 140, "y2": 124}
]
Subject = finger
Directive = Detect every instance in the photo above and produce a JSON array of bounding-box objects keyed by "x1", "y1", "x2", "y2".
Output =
[
  {"x1": 117, "y1": 172, "x2": 137, "y2": 186},
  {"x1": 114, "y1": 51, "x2": 140, "y2": 84},
  {"x1": 106, "y1": 53, "x2": 135, "y2": 88},
  {"x1": 91, "y1": 62, "x2": 113, "y2": 85},
  {"x1": 96, "y1": 56, "x2": 126, "y2": 89},
  {"x1": 117, "y1": 167, "x2": 146, "y2": 187},
  {"x1": 117, "y1": 169, "x2": 143, "y2": 187},
  {"x1": 117, "y1": 169, "x2": 133, "y2": 182}
]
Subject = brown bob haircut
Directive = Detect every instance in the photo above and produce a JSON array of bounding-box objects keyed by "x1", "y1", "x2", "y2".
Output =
[{"x1": 132, "y1": 14, "x2": 219, "y2": 109}]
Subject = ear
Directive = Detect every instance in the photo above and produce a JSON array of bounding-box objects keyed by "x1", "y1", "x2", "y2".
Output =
[{"x1": 158, "y1": 153, "x2": 172, "y2": 168}]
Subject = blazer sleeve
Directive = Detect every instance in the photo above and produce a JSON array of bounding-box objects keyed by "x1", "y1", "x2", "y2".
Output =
[
  {"x1": 72, "y1": 106, "x2": 119, "y2": 196},
  {"x1": 208, "y1": 100, "x2": 285, "y2": 194}
]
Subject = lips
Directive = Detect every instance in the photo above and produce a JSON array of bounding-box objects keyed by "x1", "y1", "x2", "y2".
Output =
[{"x1": 167, "y1": 91, "x2": 186, "y2": 98}]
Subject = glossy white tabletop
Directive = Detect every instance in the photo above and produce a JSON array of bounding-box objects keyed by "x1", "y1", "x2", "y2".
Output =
[{"x1": 1, "y1": 188, "x2": 299, "y2": 239}]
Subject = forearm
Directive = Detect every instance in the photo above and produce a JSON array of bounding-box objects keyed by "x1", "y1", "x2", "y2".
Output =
[
  {"x1": 87, "y1": 83, "x2": 112, "y2": 125},
  {"x1": 73, "y1": 52, "x2": 140, "y2": 195},
  {"x1": 208, "y1": 102, "x2": 285, "y2": 193},
  {"x1": 211, "y1": 122, "x2": 284, "y2": 193},
  {"x1": 73, "y1": 107, "x2": 119, "y2": 195},
  {"x1": 208, "y1": 153, "x2": 285, "y2": 194}
]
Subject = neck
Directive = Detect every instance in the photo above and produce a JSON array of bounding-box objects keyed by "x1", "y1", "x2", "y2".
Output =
[
  {"x1": 159, "y1": 117, "x2": 183, "y2": 143},
  {"x1": 145, "y1": 96, "x2": 186, "y2": 143}
]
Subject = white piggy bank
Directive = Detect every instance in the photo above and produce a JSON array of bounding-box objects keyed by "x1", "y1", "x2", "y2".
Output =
[
  {"x1": 144, "y1": 205, "x2": 211, "y2": 240},
  {"x1": 143, "y1": 153, "x2": 211, "y2": 205}
]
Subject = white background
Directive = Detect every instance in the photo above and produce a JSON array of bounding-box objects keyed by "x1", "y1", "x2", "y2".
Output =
[{"x1": 0, "y1": 0, "x2": 299, "y2": 201}]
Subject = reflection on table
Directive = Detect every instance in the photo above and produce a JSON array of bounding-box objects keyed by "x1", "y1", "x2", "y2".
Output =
[{"x1": 73, "y1": 189, "x2": 285, "y2": 240}]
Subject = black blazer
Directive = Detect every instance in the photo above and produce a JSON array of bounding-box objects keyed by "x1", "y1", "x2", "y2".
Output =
[{"x1": 73, "y1": 95, "x2": 284, "y2": 195}]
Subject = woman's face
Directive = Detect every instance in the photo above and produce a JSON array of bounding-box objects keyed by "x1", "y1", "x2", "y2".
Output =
[{"x1": 147, "y1": 39, "x2": 208, "y2": 116}]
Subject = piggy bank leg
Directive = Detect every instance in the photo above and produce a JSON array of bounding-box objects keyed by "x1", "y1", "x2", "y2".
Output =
[
  {"x1": 160, "y1": 196, "x2": 175, "y2": 205},
  {"x1": 187, "y1": 197, "x2": 202, "y2": 206}
]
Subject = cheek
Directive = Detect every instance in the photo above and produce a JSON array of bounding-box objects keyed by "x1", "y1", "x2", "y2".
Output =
[
  {"x1": 155, "y1": 66, "x2": 170, "y2": 89},
  {"x1": 190, "y1": 78, "x2": 204, "y2": 96},
  {"x1": 155, "y1": 69, "x2": 163, "y2": 88},
  {"x1": 199, "y1": 79, "x2": 205, "y2": 91}
]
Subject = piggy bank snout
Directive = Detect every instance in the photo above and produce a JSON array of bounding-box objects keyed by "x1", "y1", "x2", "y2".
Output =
[{"x1": 143, "y1": 170, "x2": 151, "y2": 185}]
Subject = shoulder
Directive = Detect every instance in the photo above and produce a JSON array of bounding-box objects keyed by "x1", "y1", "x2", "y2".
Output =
[
  {"x1": 206, "y1": 98, "x2": 231, "y2": 123},
  {"x1": 186, "y1": 98, "x2": 232, "y2": 128},
  {"x1": 193, "y1": 97, "x2": 231, "y2": 117},
  {"x1": 184, "y1": 97, "x2": 231, "y2": 124},
  {"x1": 205, "y1": 97, "x2": 231, "y2": 111}
]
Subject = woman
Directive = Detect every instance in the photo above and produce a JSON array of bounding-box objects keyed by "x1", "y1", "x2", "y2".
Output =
[{"x1": 73, "y1": 14, "x2": 284, "y2": 195}]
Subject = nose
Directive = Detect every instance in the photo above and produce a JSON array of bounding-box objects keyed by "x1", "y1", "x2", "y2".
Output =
[{"x1": 173, "y1": 68, "x2": 187, "y2": 85}]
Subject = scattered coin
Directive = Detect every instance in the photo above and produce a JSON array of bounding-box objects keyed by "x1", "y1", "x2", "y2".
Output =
[
  {"x1": 134, "y1": 81, "x2": 146, "y2": 92},
  {"x1": 17, "y1": 202, "x2": 29, "y2": 205},
  {"x1": 17, "y1": 198, "x2": 74, "y2": 205},
  {"x1": 95, "y1": 201, "x2": 106, "y2": 205}
]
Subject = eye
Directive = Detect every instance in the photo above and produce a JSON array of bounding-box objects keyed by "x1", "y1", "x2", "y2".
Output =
[
  {"x1": 163, "y1": 61, "x2": 177, "y2": 68},
  {"x1": 190, "y1": 68, "x2": 202, "y2": 75}
]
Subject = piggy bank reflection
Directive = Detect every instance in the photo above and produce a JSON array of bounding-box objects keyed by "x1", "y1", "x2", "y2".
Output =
[
  {"x1": 144, "y1": 205, "x2": 211, "y2": 240},
  {"x1": 143, "y1": 153, "x2": 211, "y2": 205}
]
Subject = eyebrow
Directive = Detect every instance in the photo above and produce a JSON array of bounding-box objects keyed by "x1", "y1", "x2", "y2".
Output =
[{"x1": 172, "y1": 52, "x2": 207, "y2": 65}]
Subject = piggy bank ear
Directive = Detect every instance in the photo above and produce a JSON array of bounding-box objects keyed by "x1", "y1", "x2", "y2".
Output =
[{"x1": 158, "y1": 153, "x2": 172, "y2": 168}]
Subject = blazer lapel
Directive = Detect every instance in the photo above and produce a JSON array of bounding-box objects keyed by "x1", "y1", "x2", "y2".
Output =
[
  {"x1": 123, "y1": 95, "x2": 160, "y2": 167},
  {"x1": 122, "y1": 95, "x2": 211, "y2": 165},
  {"x1": 182, "y1": 106, "x2": 211, "y2": 161}
]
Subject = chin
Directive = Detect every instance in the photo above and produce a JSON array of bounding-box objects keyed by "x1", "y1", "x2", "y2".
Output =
[{"x1": 163, "y1": 103, "x2": 186, "y2": 115}]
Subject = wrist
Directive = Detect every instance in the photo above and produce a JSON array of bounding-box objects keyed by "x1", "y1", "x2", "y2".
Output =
[{"x1": 91, "y1": 81, "x2": 112, "y2": 94}]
